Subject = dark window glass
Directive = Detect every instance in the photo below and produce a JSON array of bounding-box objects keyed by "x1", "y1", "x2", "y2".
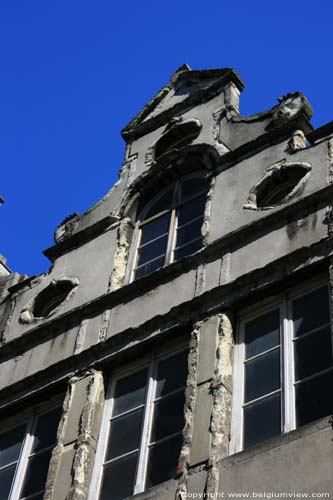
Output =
[
  {"x1": 177, "y1": 197, "x2": 206, "y2": 226},
  {"x1": 146, "y1": 435, "x2": 182, "y2": 489},
  {"x1": 245, "y1": 310, "x2": 280, "y2": 359},
  {"x1": 134, "y1": 257, "x2": 165, "y2": 280},
  {"x1": 143, "y1": 190, "x2": 173, "y2": 220},
  {"x1": 244, "y1": 393, "x2": 281, "y2": 449},
  {"x1": 0, "y1": 464, "x2": 17, "y2": 500},
  {"x1": 176, "y1": 217, "x2": 203, "y2": 248},
  {"x1": 100, "y1": 453, "x2": 137, "y2": 500},
  {"x1": 292, "y1": 287, "x2": 330, "y2": 337},
  {"x1": 245, "y1": 349, "x2": 280, "y2": 402},
  {"x1": 0, "y1": 425, "x2": 25, "y2": 468},
  {"x1": 20, "y1": 448, "x2": 52, "y2": 498},
  {"x1": 180, "y1": 178, "x2": 209, "y2": 202},
  {"x1": 296, "y1": 370, "x2": 333, "y2": 426},
  {"x1": 113, "y1": 369, "x2": 148, "y2": 416},
  {"x1": 174, "y1": 239, "x2": 202, "y2": 261},
  {"x1": 105, "y1": 408, "x2": 144, "y2": 461},
  {"x1": 294, "y1": 326, "x2": 333, "y2": 381},
  {"x1": 140, "y1": 215, "x2": 170, "y2": 245},
  {"x1": 150, "y1": 392, "x2": 185, "y2": 443},
  {"x1": 155, "y1": 351, "x2": 188, "y2": 398},
  {"x1": 137, "y1": 235, "x2": 168, "y2": 267},
  {"x1": 32, "y1": 407, "x2": 62, "y2": 453}
]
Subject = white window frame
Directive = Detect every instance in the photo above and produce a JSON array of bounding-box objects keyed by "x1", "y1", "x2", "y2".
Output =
[
  {"x1": 0, "y1": 400, "x2": 62, "y2": 500},
  {"x1": 129, "y1": 173, "x2": 210, "y2": 283},
  {"x1": 230, "y1": 279, "x2": 332, "y2": 454},
  {"x1": 88, "y1": 346, "x2": 188, "y2": 500}
]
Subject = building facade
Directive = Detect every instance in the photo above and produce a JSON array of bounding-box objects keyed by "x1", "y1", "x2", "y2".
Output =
[{"x1": 1, "y1": 65, "x2": 333, "y2": 499}]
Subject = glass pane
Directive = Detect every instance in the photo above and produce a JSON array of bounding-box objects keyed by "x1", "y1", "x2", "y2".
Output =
[
  {"x1": 177, "y1": 196, "x2": 206, "y2": 226},
  {"x1": 0, "y1": 464, "x2": 16, "y2": 500},
  {"x1": 243, "y1": 393, "x2": 281, "y2": 449},
  {"x1": 32, "y1": 407, "x2": 62, "y2": 453},
  {"x1": 20, "y1": 449, "x2": 52, "y2": 498},
  {"x1": 155, "y1": 351, "x2": 188, "y2": 398},
  {"x1": 245, "y1": 309, "x2": 280, "y2": 359},
  {"x1": 294, "y1": 326, "x2": 333, "y2": 381},
  {"x1": 113, "y1": 369, "x2": 148, "y2": 416},
  {"x1": 0, "y1": 424, "x2": 25, "y2": 468},
  {"x1": 174, "y1": 238, "x2": 202, "y2": 262},
  {"x1": 146, "y1": 434, "x2": 182, "y2": 489},
  {"x1": 293, "y1": 287, "x2": 330, "y2": 337},
  {"x1": 105, "y1": 408, "x2": 143, "y2": 461},
  {"x1": 245, "y1": 349, "x2": 280, "y2": 402},
  {"x1": 137, "y1": 235, "x2": 168, "y2": 267},
  {"x1": 180, "y1": 177, "x2": 209, "y2": 202},
  {"x1": 176, "y1": 217, "x2": 203, "y2": 248},
  {"x1": 143, "y1": 189, "x2": 173, "y2": 220},
  {"x1": 134, "y1": 256, "x2": 165, "y2": 279},
  {"x1": 99, "y1": 452, "x2": 137, "y2": 500},
  {"x1": 296, "y1": 370, "x2": 333, "y2": 427},
  {"x1": 150, "y1": 391, "x2": 185, "y2": 443},
  {"x1": 140, "y1": 214, "x2": 170, "y2": 245}
]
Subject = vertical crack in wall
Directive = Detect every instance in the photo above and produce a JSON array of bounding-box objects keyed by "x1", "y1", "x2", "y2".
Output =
[
  {"x1": 206, "y1": 313, "x2": 234, "y2": 496},
  {"x1": 176, "y1": 323, "x2": 201, "y2": 498}
]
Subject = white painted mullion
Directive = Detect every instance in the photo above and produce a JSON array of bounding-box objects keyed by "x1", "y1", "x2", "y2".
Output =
[
  {"x1": 229, "y1": 320, "x2": 245, "y2": 454},
  {"x1": 9, "y1": 417, "x2": 35, "y2": 500},
  {"x1": 88, "y1": 380, "x2": 116, "y2": 500},
  {"x1": 283, "y1": 298, "x2": 296, "y2": 433},
  {"x1": 134, "y1": 362, "x2": 156, "y2": 494}
]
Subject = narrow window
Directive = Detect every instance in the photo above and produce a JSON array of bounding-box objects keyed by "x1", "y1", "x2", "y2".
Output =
[
  {"x1": 90, "y1": 350, "x2": 188, "y2": 499},
  {"x1": 0, "y1": 406, "x2": 62, "y2": 500},
  {"x1": 133, "y1": 176, "x2": 209, "y2": 280},
  {"x1": 232, "y1": 284, "x2": 333, "y2": 453}
]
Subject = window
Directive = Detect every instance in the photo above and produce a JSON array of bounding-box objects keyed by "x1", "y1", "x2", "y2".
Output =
[
  {"x1": 154, "y1": 121, "x2": 201, "y2": 161},
  {"x1": 231, "y1": 283, "x2": 333, "y2": 453},
  {"x1": 0, "y1": 406, "x2": 62, "y2": 500},
  {"x1": 133, "y1": 176, "x2": 210, "y2": 280},
  {"x1": 89, "y1": 350, "x2": 188, "y2": 500}
]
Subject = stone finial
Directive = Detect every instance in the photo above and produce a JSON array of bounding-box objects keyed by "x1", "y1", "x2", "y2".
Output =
[
  {"x1": 269, "y1": 92, "x2": 313, "y2": 129},
  {"x1": 287, "y1": 129, "x2": 308, "y2": 153}
]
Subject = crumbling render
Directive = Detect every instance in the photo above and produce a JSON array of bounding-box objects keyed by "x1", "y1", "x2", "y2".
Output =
[
  {"x1": 108, "y1": 216, "x2": 134, "y2": 292},
  {"x1": 206, "y1": 313, "x2": 234, "y2": 496}
]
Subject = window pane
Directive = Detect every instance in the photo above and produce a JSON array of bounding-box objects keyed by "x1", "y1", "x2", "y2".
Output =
[
  {"x1": 105, "y1": 408, "x2": 143, "y2": 461},
  {"x1": 245, "y1": 310, "x2": 280, "y2": 359},
  {"x1": 137, "y1": 235, "x2": 168, "y2": 266},
  {"x1": 143, "y1": 189, "x2": 173, "y2": 220},
  {"x1": 140, "y1": 215, "x2": 171, "y2": 245},
  {"x1": 150, "y1": 392, "x2": 185, "y2": 443},
  {"x1": 155, "y1": 351, "x2": 188, "y2": 398},
  {"x1": 174, "y1": 238, "x2": 202, "y2": 262},
  {"x1": 0, "y1": 464, "x2": 16, "y2": 500},
  {"x1": 177, "y1": 196, "x2": 206, "y2": 226},
  {"x1": 134, "y1": 256, "x2": 165, "y2": 279},
  {"x1": 20, "y1": 448, "x2": 52, "y2": 498},
  {"x1": 245, "y1": 349, "x2": 280, "y2": 402},
  {"x1": 146, "y1": 434, "x2": 182, "y2": 489},
  {"x1": 113, "y1": 369, "x2": 148, "y2": 416},
  {"x1": 99, "y1": 453, "x2": 137, "y2": 500},
  {"x1": 32, "y1": 407, "x2": 62, "y2": 453},
  {"x1": 292, "y1": 287, "x2": 330, "y2": 337},
  {"x1": 0, "y1": 424, "x2": 25, "y2": 468},
  {"x1": 294, "y1": 326, "x2": 333, "y2": 381},
  {"x1": 243, "y1": 393, "x2": 281, "y2": 449},
  {"x1": 176, "y1": 217, "x2": 203, "y2": 248},
  {"x1": 296, "y1": 370, "x2": 333, "y2": 427},
  {"x1": 180, "y1": 178, "x2": 209, "y2": 202}
]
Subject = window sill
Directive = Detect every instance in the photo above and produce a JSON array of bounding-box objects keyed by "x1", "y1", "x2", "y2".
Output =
[
  {"x1": 224, "y1": 416, "x2": 332, "y2": 470},
  {"x1": 124, "y1": 478, "x2": 178, "y2": 500}
]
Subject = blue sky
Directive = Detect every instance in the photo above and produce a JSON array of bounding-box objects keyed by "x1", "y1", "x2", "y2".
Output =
[{"x1": 1, "y1": 1, "x2": 333, "y2": 276}]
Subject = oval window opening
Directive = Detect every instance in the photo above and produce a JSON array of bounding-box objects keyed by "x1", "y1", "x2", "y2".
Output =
[
  {"x1": 155, "y1": 122, "x2": 201, "y2": 161},
  {"x1": 33, "y1": 279, "x2": 77, "y2": 318},
  {"x1": 256, "y1": 166, "x2": 308, "y2": 209}
]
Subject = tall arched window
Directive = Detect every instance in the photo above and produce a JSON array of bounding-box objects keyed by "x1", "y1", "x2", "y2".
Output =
[{"x1": 133, "y1": 176, "x2": 210, "y2": 280}]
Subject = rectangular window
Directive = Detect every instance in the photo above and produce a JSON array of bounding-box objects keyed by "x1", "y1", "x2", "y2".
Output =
[
  {"x1": 231, "y1": 283, "x2": 333, "y2": 453},
  {"x1": 0, "y1": 406, "x2": 62, "y2": 500},
  {"x1": 89, "y1": 350, "x2": 188, "y2": 500}
]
